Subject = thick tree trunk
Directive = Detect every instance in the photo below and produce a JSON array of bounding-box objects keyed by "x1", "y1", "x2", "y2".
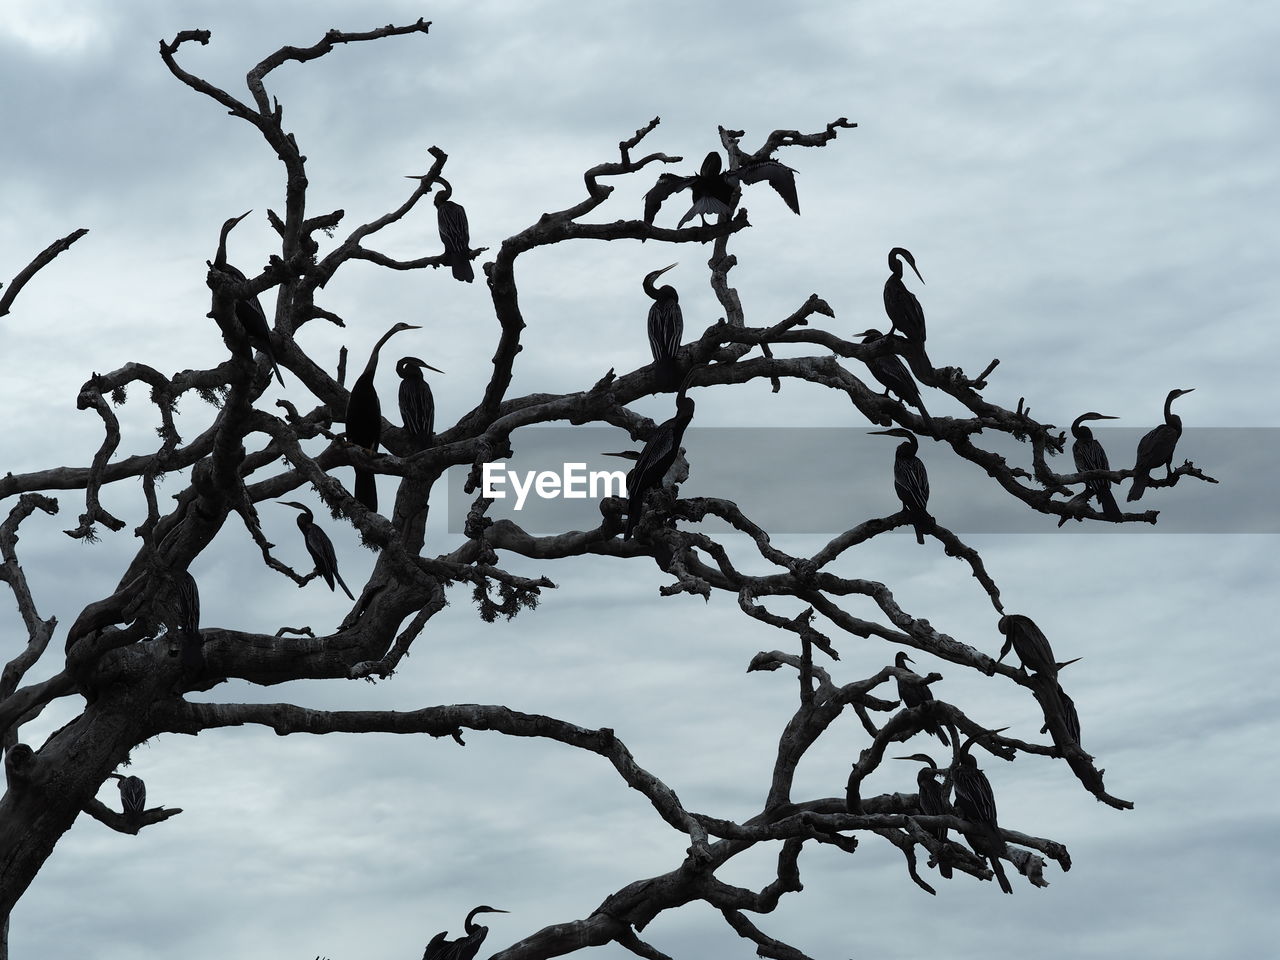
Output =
[{"x1": 0, "y1": 683, "x2": 152, "y2": 916}]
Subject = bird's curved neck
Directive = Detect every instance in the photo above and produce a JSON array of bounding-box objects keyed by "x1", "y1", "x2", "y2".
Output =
[
  {"x1": 435, "y1": 178, "x2": 454, "y2": 204},
  {"x1": 644, "y1": 277, "x2": 675, "y2": 301},
  {"x1": 897, "y1": 436, "x2": 919, "y2": 456},
  {"x1": 463, "y1": 908, "x2": 485, "y2": 935},
  {"x1": 1163, "y1": 394, "x2": 1179, "y2": 424},
  {"x1": 1072, "y1": 422, "x2": 1091, "y2": 441},
  {"x1": 363, "y1": 327, "x2": 402, "y2": 379},
  {"x1": 215, "y1": 230, "x2": 233, "y2": 268}
]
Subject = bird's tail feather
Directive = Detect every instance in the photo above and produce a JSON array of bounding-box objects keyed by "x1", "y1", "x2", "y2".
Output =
[
  {"x1": 451, "y1": 256, "x2": 474, "y2": 283},
  {"x1": 334, "y1": 571, "x2": 356, "y2": 602},
  {"x1": 355, "y1": 468, "x2": 377, "y2": 512},
  {"x1": 655, "y1": 357, "x2": 680, "y2": 393},
  {"x1": 990, "y1": 855, "x2": 1013, "y2": 894},
  {"x1": 1127, "y1": 472, "x2": 1147, "y2": 502},
  {"x1": 1098, "y1": 482, "x2": 1122, "y2": 519}
]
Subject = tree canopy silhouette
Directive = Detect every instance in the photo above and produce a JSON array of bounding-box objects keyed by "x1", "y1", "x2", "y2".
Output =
[{"x1": 0, "y1": 18, "x2": 1217, "y2": 960}]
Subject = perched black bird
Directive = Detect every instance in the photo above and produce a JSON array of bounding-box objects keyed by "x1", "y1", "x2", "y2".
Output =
[
  {"x1": 894, "y1": 652, "x2": 949, "y2": 745},
  {"x1": 213, "y1": 210, "x2": 286, "y2": 387},
  {"x1": 1071, "y1": 412, "x2": 1121, "y2": 520},
  {"x1": 883, "y1": 247, "x2": 926, "y2": 345},
  {"x1": 1128, "y1": 388, "x2": 1195, "y2": 501},
  {"x1": 869, "y1": 428, "x2": 932, "y2": 544},
  {"x1": 624, "y1": 370, "x2": 700, "y2": 540},
  {"x1": 644, "y1": 263, "x2": 684, "y2": 392},
  {"x1": 950, "y1": 740, "x2": 1013, "y2": 894},
  {"x1": 165, "y1": 569, "x2": 204, "y2": 673},
  {"x1": 115, "y1": 774, "x2": 146, "y2": 823},
  {"x1": 397, "y1": 356, "x2": 444, "y2": 449},
  {"x1": 423, "y1": 905, "x2": 508, "y2": 960},
  {"x1": 643, "y1": 151, "x2": 799, "y2": 229},
  {"x1": 279, "y1": 501, "x2": 355, "y2": 602},
  {"x1": 895, "y1": 753, "x2": 953, "y2": 878},
  {"x1": 857, "y1": 328, "x2": 932, "y2": 428},
  {"x1": 407, "y1": 175, "x2": 474, "y2": 282},
  {"x1": 1040, "y1": 681, "x2": 1082, "y2": 748},
  {"x1": 996, "y1": 613, "x2": 1059, "y2": 678},
  {"x1": 346, "y1": 322, "x2": 421, "y2": 511}
]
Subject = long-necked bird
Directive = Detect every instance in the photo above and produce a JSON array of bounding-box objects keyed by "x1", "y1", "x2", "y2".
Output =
[
  {"x1": 857, "y1": 328, "x2": 932, "y2": 428},
  {"x1": 423, "y1": 906, "x2": 508, "y2": 960},
  {"x1": 396, "y1": 356, "x2": 444, "y2": 450},
  {"x1": 883, "y1": 247, "x2": 926, "y2": 345},
  {"x1": 894, "y1": 652, "x2": 949, "y2": 745},
  {"x1": 1128, "y1": 388, "x2": 1195, "y2": 501},
  {"x1": 345, "y1": 322, "x2": 421, "y2": 511},
  {"x1": 1071, "y1": 412, "x2": 1121, "y2": 520},
  {"x1": 213, "y1": 210, "x2": 286, "y2": 386},
  {"x1": 950, "y1": 740, "x2": 1013, "y2": 894},
  {"x1": 895, "y1": 753, "x2": 953, "y2": 878},
  {"x1": 624, "y1": 369, "x2": 700, "y2": 540},
  {"x1": 279, "y1": 501, "x2": 355, "y2": 601},
  {"x1": 643, "y1": 263, "x2": 684, "y2": 392},
  {"x1": 869, "y1": 428, "x2": 932, "y2": 544}
]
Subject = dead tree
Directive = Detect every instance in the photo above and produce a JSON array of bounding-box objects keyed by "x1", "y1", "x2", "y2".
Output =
[{"x1": 0, "y1": 19, "x2": 1215, "y2": 960}]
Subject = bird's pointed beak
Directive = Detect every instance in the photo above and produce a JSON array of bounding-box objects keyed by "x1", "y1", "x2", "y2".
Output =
[
  {"x1": 655, "y1": 262, "x2": 678, "y2": 275},
  {"x1": 1180, "y1": 388, "x2": 1196, "y2": 395},
  {"x1": 996, "y1": 640, "x2": 1011, "y2": 663},
  {"x1": 233, "y1": 210, "x2": 253, "y2": 226},
  {"x1": 868, "y1": 429, "x2": 896, "y2": 436}
]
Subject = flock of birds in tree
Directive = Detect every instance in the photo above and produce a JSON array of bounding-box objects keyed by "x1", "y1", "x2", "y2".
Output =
[
  {"x1": 891, "y1": 610, "x2": 1084, "y2": 894},
  {"x1": 106, "y1": 151, "x2": 1206, "y2": 937}
]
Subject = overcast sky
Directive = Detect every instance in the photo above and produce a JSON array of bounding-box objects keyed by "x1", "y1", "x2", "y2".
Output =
[{"x1": 2, "y1": 2, "x2": 1277, "y2": 958}]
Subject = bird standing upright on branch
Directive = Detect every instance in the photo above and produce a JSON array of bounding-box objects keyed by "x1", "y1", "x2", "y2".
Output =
[
  {"x1": 643, "y1": 263, "x2": 683, "y2": 392},
  {"x1": 112, "y1": 774, "x2": 146, "y2": 824},
  {"x1": 1071, "y1": 412, "x2": 1121, "y2": 520},
  {"x1": 406, "y1": 174, "x2": 474, "y2": 282},
  {"x1": 883, "y1": 247, "x2": 926, "y2": 346},
  {"x1": 1128, "y1": 388, "x2": 1195, "y2": 501},
  {"x1": 869, "y1": 428, "x2": 932, "y2": 544},
  {"x1": 624, "y1": 368, "x2": 701, "y2": 540},
  {"x1": 895, "y1": 753, "x2": 953, "y2": 878},
  {"x1": 950, "y1": 739, "x2": 1013, "y2": 894},
  {"x1": 893, "y1": 651, "x2": 950, "y2": 745},
  {"x1": 397, "y1": 356, "x2": 444, "y2": 450},
  {"x1": 345, "y1": 322, "x2": 420, "y2": 512},
  {"x1": 212, "y1": 210, "x2": 286, "y2": 387}
]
